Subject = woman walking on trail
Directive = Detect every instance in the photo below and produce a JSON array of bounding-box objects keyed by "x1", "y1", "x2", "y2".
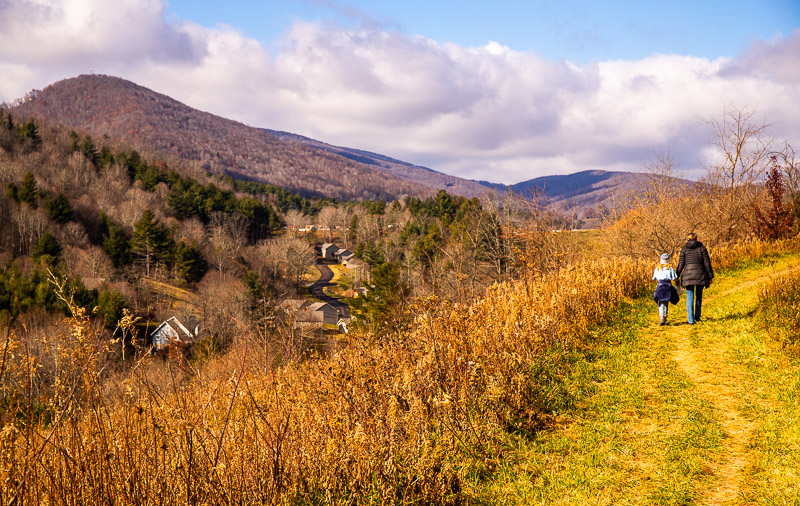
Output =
[
  {"x1": 653, "y1": 253, "x2": 679, "y2": 325},
  {"x1": 677, "y1": 232, "x2": 714, "y2": 324}
]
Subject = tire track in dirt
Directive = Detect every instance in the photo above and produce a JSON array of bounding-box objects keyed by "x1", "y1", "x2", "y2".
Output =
[{"x1": 669, "y1": 262, "x2": 800, "y2": 505}]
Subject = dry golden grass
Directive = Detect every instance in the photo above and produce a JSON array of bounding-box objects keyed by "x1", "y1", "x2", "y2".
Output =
[
  {"x1": 0, "y1": 237, "x2": 796, "y2": 504},
  {"x1": 139, "y1": 277, "x2": 201, "y2": 314}
]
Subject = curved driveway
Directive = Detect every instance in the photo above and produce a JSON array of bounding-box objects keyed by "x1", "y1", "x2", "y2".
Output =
[{"x1": 310, "y1": 263, "x2": 351, "y2": 318}]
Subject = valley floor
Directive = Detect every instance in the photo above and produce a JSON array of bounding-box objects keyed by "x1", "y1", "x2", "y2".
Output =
[{"x1": 473, "y1": 251, "x2": 800, "y2": 505}]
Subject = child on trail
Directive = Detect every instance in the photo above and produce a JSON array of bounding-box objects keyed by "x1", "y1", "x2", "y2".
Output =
[{"x1": 653, "y1": 253, "x2": 679, "y2": 325}]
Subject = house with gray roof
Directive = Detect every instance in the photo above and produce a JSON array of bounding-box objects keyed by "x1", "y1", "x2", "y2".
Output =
[
  {"x1": 335, "y1": 248, "x2": 354, "y2": 263},
  {"x1": 280, "y1": 299, "x2": 340, "y2": 326},
  {"x1": 320, "y1": 243, "x2": 339, "y2": 260}
]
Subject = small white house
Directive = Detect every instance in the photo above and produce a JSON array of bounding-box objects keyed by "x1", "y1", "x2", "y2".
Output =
[
  {"x1": 342, "y1": 256, "x2": 363, "y2": 269},
  {"x1": 149, "y1": 316, "x2": 198, "y2": 351}
]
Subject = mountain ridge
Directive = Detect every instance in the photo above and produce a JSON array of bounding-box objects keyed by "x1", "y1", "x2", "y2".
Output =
[
  {"x1": 9, "y1": 74, "x2": 677, "y2": 221},
  {"x1": 13, "y1": 74, "x2": 481, "y2": 201}
]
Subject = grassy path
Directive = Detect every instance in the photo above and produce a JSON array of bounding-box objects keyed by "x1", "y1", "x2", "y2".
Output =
[
  {"x1": 473, "y1": 252, "x2": 800, "y2": 505},
  {"x1": 671, "y1": 260, "x2": 800, "y2": 504}
]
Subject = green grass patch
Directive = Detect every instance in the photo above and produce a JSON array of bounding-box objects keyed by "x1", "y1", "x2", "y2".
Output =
[{"x1": 468, "y1": 298, "x2": 724, "y2": 504}]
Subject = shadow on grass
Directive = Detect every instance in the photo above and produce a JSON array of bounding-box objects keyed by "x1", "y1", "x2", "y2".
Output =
[{"x1": 702, "y1": 307, "x2": 758, "y2": 323}]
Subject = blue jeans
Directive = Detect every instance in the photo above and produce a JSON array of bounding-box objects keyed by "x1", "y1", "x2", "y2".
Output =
[{"x1": 685, "y1": 285, "x2": 704, "y2": 324}]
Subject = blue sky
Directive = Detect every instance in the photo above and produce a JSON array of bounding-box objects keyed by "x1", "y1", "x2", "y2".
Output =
[
  {"x1": 1, "y1": 0, "x2": 799, "y2": 183},
  {"x1": 165, "y1": 0, "x2": 800, "y2": 62}
]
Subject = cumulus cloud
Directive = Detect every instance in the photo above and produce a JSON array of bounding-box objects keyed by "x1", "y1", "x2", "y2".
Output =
[
  {"x1": 720, "y1": 29, "x2": 800, "y2": 84},
  {"x1": 1, "y1": 0, "x2": 798, "y2": 184},
  {"x1": 0, "y1": 0, "x2": 197, "y2": 65}
]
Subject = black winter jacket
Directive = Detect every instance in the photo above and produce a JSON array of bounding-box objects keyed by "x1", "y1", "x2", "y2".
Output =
[{"x1": 676, "y1": 240, "x2": 714, "y2": 288}]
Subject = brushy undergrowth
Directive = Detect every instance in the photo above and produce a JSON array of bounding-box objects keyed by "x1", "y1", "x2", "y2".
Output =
[
  {"x1": 0, "y1": 237, "x2": 797, "y2": 504},
  {"x1": 757, "y1": 270, "x2": 800, "y2": 349}
]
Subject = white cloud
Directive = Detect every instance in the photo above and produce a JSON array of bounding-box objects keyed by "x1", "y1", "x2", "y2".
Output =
[
  {"x1": 0, "y1": 0, "x2": 197, "y2": 65},
  {"x1": 1, "y1": 0, "x2": 798, "y2": 184}
]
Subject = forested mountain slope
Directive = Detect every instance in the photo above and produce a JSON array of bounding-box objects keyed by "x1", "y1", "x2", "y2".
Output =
[
  {"x1": 263, "y1": 129, "x2": 491, "y2": 198},
  {"x1": 10, "y1": 74, "x2": 684, "y2": 221},
  {"x1": 11, "y1": 74, "x2": 441, "y2": 201}
]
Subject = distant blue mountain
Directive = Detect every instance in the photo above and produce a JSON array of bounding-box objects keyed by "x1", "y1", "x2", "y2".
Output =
[{"x1": 493, "y1": 169, "x2": 693, "y2": 226}]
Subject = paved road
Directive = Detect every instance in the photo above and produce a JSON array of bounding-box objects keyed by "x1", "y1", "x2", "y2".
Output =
[{"x1": 310, "y1": 263, "x2": 351, "y2": 318}]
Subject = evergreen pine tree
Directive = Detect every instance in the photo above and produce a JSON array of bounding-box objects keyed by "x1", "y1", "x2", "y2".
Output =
[
  {"x1": 174, "y1": 241, "x2": 208, "y2": 284},
  {"x1": 17, "y1": 171, "x2": 38, "y2": 208},
  {"x1": 131, "y1": 210, "x2": 170, "y2": 277},
  {"x1": 98, "y1": 146, "x2": 115, "y2": 169},
  {"x1": 46, "y1": 193, "x2": 73, "y2": 224},
  {"x1": 97, "y1": 289, "x2": 126, "y2": 327},
  {"x1": 32, "y1": 233, "x2": 61, "y2": 265},
  {"x1": 15, "y1": 119, "x2": 42, "y2": 151},
  {"x1": 348, "y1": 262, "x2": 408, "y2": 333},
  {"x1": 79, "y1": 135, "x2": 99, "y2": 166},
  {"x1": 348, "y1": 215, "x2": 359, "y2": 246},
  {"x1": 103, "y1": 225, "x2": 132, "y2": 268}
]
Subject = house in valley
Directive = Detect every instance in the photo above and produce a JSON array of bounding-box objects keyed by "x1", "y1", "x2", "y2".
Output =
[
  {"x1": 303, "y1": 302, "x2": 339, "y2": 325},
  {"x1": 148, "y1": 316, "x2": 199, "y2": 351},
  {"x1": 334, "y1": 248, "x2": 353, "y2": 264},
  {"x1": 280, "y1": 299, "x2": 340, "y2": 326},
  {"x1": 320, "y1": 243, "x2": 339, "y2": 261},
  {"x1": 318, "y1": 243, "x2": 354, "y2": 264}
]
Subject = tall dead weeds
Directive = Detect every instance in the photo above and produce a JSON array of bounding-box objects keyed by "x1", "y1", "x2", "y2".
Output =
[{"x1": 2, "y1": 239, "x2": 794, "y2": 503}]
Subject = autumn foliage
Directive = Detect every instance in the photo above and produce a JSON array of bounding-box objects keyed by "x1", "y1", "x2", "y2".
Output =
[{"x1": 752, "y1": 156, "x2": 794, "y2": 240}]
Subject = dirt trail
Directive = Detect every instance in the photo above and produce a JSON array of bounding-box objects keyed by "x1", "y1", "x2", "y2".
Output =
[
  {"x1": 669, "y1": 262, "x2": 800, "y2": 505},
  {"x1": 671, "y1": 326, "x2": 755, "y2": 505}
]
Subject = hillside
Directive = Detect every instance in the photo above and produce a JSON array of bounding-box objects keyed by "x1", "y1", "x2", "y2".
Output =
[
  {"x1": 509, "y1": 169, "x2": 694, "y2": 224},
  {"x1": 12, "y1": 74, "x2": 448, "y2": 201},
  {"x1": 264, "y1": 129, "x2": 491, "y2": 198}
]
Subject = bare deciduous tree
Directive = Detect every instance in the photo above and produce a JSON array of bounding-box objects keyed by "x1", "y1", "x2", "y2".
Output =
[
  {"x1": 260, "y1": 234, "x2": 317, "y2": 288},
  {"x1": 700, "y1": 105, "x2": 776, "y2": 242},
  {"x1": 315, "y1": 205, "x2": 343, "y2": 242},
  {"x1": 701, "y1": 105, "x2": 775, "y2": 190},
  {"x1": 57, "y1": 221, "x2": 90, "y2": 249},
  {"x1": 207, "y1": 212, "x2": 247, "y2": 276},
  {"x1": 12, "y1": 204, "x2": 48, "y2": 256},
  {"x1": 284, "y1": 209, "x2": 310, "y2": 237},
  {"x1": 358, "y1": 214, "x2": 382, "y2": 244},
  {"x1": 62, "y1": 245, "x2": 115, "y2": 279}
]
